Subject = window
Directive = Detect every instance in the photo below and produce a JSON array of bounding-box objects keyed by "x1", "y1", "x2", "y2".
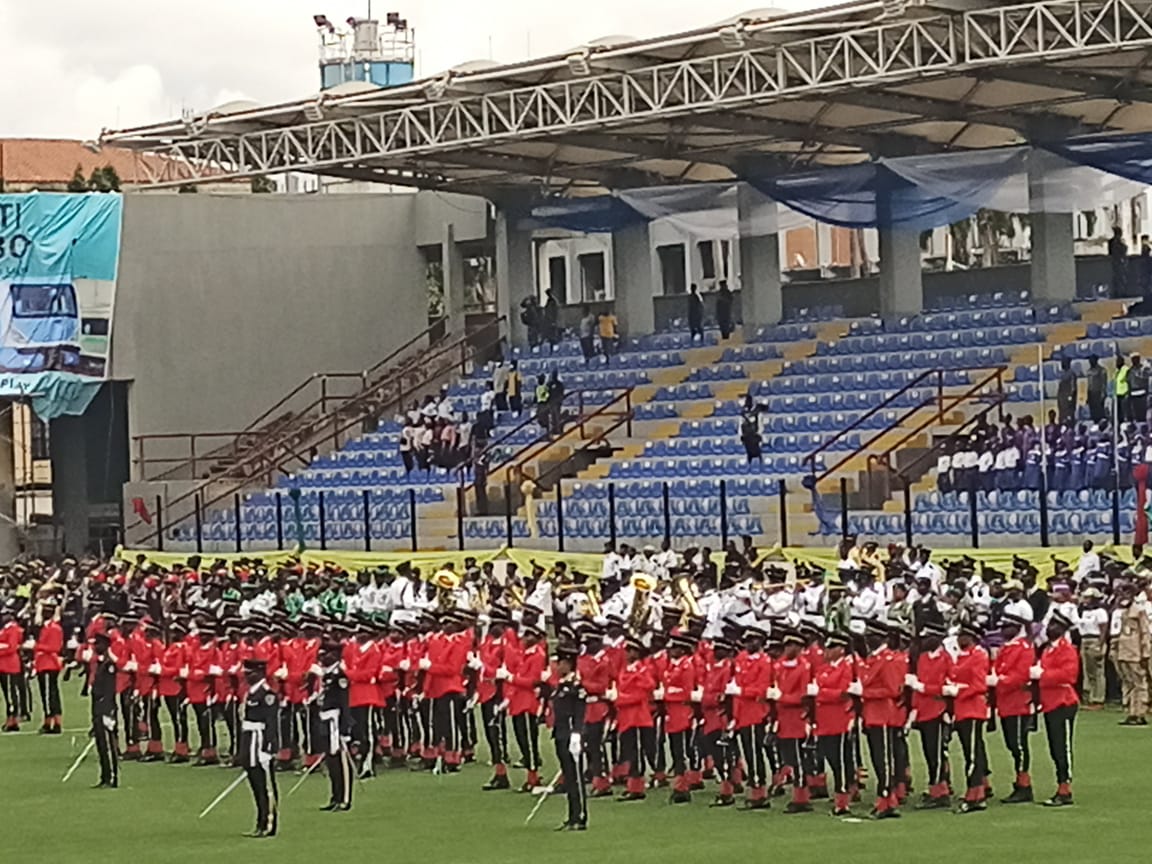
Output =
[
  {"x1": 12, "y1": 284, "x2": 78, "y2": 318},
  {"x1": 657, "y1": 244, "x2": 687, "y2": 295},
  {"x1": 547, "y1": 256, "x2": 568, "y2": 303},
  {"x1": 698, "y1": 241, "x2": 716, "y2": 281},
  {"x1": 29, "y1": 414, "x2": 49, "y2": 461},
  {"x1": 720, "y1": 240, "x2": 731, "y2": 279},
  {"x1": 578, "y1": 252, "x2": 606, "y2": 302}
]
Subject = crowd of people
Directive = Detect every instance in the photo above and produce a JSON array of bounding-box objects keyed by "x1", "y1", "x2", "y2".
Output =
[
  {"x1": 1, "y1": 535, "x2": 1143, "y2": 833},
  {"x1": 398, "y1": 387, "x2": 484, "y2": 475}
]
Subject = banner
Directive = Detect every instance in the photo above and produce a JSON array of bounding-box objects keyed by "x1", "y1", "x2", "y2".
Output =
[{"x1": 0, "y1": 192, "x2": 122, "y2": 418}]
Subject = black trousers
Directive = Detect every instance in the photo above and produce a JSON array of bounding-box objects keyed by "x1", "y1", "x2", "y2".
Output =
[
  {"x1": 119, "y1": 691, "x2": 137, "y2": 745},
  {"x1": 1043, "y1": 705, "x2": 1077, "y2": 786},
  {"x1": 37, "y1": 671, "x2": 61, "y2": 718},
  {"x1": 481, "y1": 699, "x2": 508, "y2": 764},
  {"x1": 954, "y1": 719, "x2": 988, "y2": 792},
  {"x1": 1000, "y1": 713, "x2": 1032, "y2": 776},
  {"x1": 278, "y1": 702, "x2": 300, "y2": 757},
  {"x1": 511, "y1": 712, "x2": 541, "y2": 771},
  {"x1": 350, "y1": 705, "x2": 371, "y2": 758},
  {"x1": 555, "y1": 736, "x2": 587, "y2": 827},
  {"x1": 0, "y1": 672, "x2": 21, "y2": 719},
  {"x1": 619, "y1": 726, "x2": 657, "y2": 778},
  {"x1": 668, "y1": 729, "x2": 691, "y2": 777},
  {"x1": 432, "y1": 694, "x2": 463, "y2": 753},
  {"x1": 384, "y1": 696, "x2": 407, "y2": 755},
  {"x1": 778, "y1": 736, "x2": 806, "y2": 786},
  {"x1": 865, "y1": 726, "x2": 897, "y2": 799},
  {"x1": 916, "y1": 717, "x2": 949, "y2": 787},
  {"x1": 704, "y1": 730, "x2": 737, "y2": 782},
  {"x1": 583, "y1": 719, "x2": 606, "y2": 780},
  {"x1": 192, "y1": 702, "x2": 216, "y2": 753},
  {"x1": 93, "y1": 713, "x2": 119, "y2": 786},
  {"x1": 737, "y1": 724, "x2": 767, "y2": 788},
  {"x1": 245, "y1": 764, "x2": 279, "y2": 835},
  {"x1": 326, "y1": 747, "x2": 353, "y2": 808},
  {"x1": 164, "y1": 695, "x2": 189, "y2": 744},
  {"x1": 817, "y1": 734, "x2": 853, "y2": 794},
  {"x1": 140, "y1": 694, "x2": 161, "y2": 743},
  {"x1": 217, "y1": 701, "x2": 238, "y2": 755},
  {"x1": 651, "y1": 715, "x2": 667, "y2": 774}
]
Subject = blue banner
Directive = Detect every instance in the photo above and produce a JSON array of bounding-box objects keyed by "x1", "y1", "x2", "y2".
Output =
[{"x1": 0, "y1": 192, "x2": 122, "y2": 418}]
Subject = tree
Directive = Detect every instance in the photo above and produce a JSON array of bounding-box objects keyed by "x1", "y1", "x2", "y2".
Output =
[
  {"x1": 250, "y1": 174, "x2": 276, "y2": 194},
  {"x1": 85, "y1": 166, "x2": 121, "y2": 193},
  {"x1": 67, "y1": 165, "x2": 88, "y2": 192},
  {"x1": 177, "y1": 184, "x2": 199, "y2": 194}
]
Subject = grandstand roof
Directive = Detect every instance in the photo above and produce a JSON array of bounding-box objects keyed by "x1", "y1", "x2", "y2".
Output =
[{"x1": 101, "y1": 0, "x2": 1152, "y2": 196}]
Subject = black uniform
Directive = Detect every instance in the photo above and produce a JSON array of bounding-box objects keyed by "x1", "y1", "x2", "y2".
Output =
[
  {"x1": 90, "y1": 651, "x2": 119, "y2": 787},
  {"x1": 238, "y1": 679, "x2": 280, "y2": 836},
  {"x1": 317, "y1": 663, "x2": 354, "y2": 811},
  {"x1": 551, "y1": 673, "x2": 587, "y2": 829}
]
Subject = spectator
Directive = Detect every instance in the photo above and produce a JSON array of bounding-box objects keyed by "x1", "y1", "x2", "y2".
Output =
[
  {"x1": 457, "y1": 411, "x2": 474, "y2": 462},
  {"x1": 1129, "y1": 353, "x2": 1148, "y2": 422},
  {"x1": 578, "y1": 306, "x2": 597, "y2": 363},
  {"x1": 507, "y1": 360, "x2": 523, "y2": 415},
  {"x1": 1142, "y1": 234, "x2": 1152, "y2": 298},
  {"x1": 478, "y1": 382, "x2": 496, "y2": 439},
  {"x1": 687, "y1": 284, "x2": 704, "y2": 341},
  {"x1": 399, "y1": 416, "x2": 417, "y2": 474},
  {"x1": 436, "y1": 385, "x2": 455, "y2": 421},
  {"x1": 598, "y1": 309, "x2": 619, "y2": 358},
  {"x1": 936, "y1": 439, "x2": 953, "y2": 494},
  {"x1": 542, "y1": 290, "x2": 560, "y2": 346},
  {"x1": 419, "y1": 394, "x2": 438, "y2": 421},
  {"x1": 739, "y1": 395, "x2": 767, "y2": 463},
  {"x1": 416, "y1": 418, "x2": 435, "y2": 474},
  {"x1": 520, "y1": 296, "x2": 542, "y2": 347},
  {"x1": 716, "y1": 280, "x2": 734, "y2": 340},
  {"x1": 547, "y1": 370, "x2": 566, "y2": 435},
  {"x1": 1109, "y1": 226, "x2": 1128, "y2": 294},
  {"x1": 493, "y1": 361, "x2": 510, "y2": 412},
  {"x1": 1086, "y1": 354, "x2": 1108, "y2": 423},
  {"x1": 1056, "y1": 356, "x2": 1078, "y2": 424},
  {"x1": 1116, "y1": 352, "x2": 1130, "y2": 422},
  {"x1": 534, "y1": 373, "x2": 550, "y2": 434},
  {"x1": 977, "y1": 433, "x2": 996, "y2": 492}
]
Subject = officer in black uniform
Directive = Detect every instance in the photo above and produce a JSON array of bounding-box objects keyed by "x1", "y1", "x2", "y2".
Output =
[
  {"x1": 90, "y1": 632, "x2": 119, "y2": 789},
  {"x1": 317, "y1": 641, "x2": 353, "y2": 812},
  {"x1": 238, "y1": 658, "x2": 280, "y2": 838},
  {"x1": 550, "y1": 640, "x2": 587, "y2": 831}
]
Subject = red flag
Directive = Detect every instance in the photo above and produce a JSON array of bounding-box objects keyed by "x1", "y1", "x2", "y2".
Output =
[{"x1": 132, "y1": 497, "x2": 152, "y2": 525}]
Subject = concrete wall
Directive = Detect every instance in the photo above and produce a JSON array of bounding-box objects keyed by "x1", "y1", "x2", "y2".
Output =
[{"x1": 111, "y1": 193, "x2": 483, "y2": 452}]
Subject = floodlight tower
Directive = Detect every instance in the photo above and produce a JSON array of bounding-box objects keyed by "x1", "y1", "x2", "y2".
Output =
[{"x1": 314, "y1": 9, "x2": 415, "y2": 90}]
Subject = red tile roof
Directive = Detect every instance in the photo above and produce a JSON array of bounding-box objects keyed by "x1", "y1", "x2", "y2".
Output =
[{"x1": 0, "y1": 138, "x2": 193, "y2": 187}]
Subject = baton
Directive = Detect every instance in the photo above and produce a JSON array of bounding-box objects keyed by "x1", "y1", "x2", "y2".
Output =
[
  {"x1": 198, "y1": 771, "x2": 248, "y2": 819},
  {"x1": 524, "y1": 770, "x2": 564, "y2": 826},
  {"x1": 288, "y1": 754, "x2": 326, "y2": 797},
  {"x1": 61, "y1": 739, "x2": 96, "y2": 783}
]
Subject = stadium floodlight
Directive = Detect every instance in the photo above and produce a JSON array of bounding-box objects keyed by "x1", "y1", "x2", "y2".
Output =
[
  {"x1": 386, "y1": 12, "x2": 400, "y2": 25},
  {"x1": 424, "y1": 74, "x2": 451, "y2": 100},
  {"x1": 313, "y1": 13, "x2": 334, "y2": 31},
  {"x1": 718, "y1": 24, "x2": 746, "y2": 50},
  {"x1": 566, "y1": 51, "x2": 592, "y2": 77},
  {"x1": 396, "y1": 18, "x2": 408, "y2": 30}
]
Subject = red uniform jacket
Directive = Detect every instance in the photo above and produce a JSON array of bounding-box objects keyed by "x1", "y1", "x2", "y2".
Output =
[
  {"x1": 701, "y1": 656, "x2": 732, "y2": 734},
  {"x1": 234, "y1": 640, "x2": 255, "y2": 700},
  {"x1": 663, "y1": 655, "x2": 697, "y2": 735},
  {"x1": 406, "y1": 638, "x2": 427, "y2": 698},
  {"x1": 615, "y1": 660, "x2": 655, "y2": 732},
  {"x1": 1038, "y1": 637, "x2": 1080, "y2": 713},
  {"x1": 254, "y1": 637, "x2": 281, "y2": 694},
  {"x1": 577, "y1": 650, "x2": 614, "y2": 725},
  {"x1": 813, "y1": 657, "x2": 855, "y2": 737},
  {"x1": 345, "y1": 640, "x2": 384, "y2": 708},
  {"x1": 913, "y1": 649, "x2": 953, "y2": 723},
  {"x1": 804, "y1": 644, "x2": 826, "y2": 673},
  {"x1": 377, "y1": 639, "x2": 405, "y2": 703},
  {"x1": 505, "y1": 641, "x2": 548, "y2": 717},
  {"x1": 950, "y1": 646, "x2": 989, "y2": 722},
  {"x1": 283, "y1": 637, "x2": 319, "y2": 705},
  {"x1": 860, "y1": 648, "x2": 905, "y2": 728},
  {"x1": 110, "y1": 631, "x2": 133, "y2": 694},
  {"x1": 476, "y1": 634, "x2": 505, "y2": 705},
  {"x1": 158, "y1": 641, "x2": 186, "y2": 698},
  {"x1": 214, "y1": 642, "x2": 239, "y2": 703},
  {"x1": 185, "y1": 639, "x2": 218, "y2": 705},
  {"x1": 33, "y1": 621, "x2": 63, "y2": 673},
  {"x1": 425, "y1": 631, "x2": 469, "y2": 699},
  {"x1": 731, "y1": 651, "x2": 772, "y2": 729},
  {"x1": 0, "y1": 622, "x2": 23, "y2": 675},
  {"x1": 774, "y1": 656, "x2": 811, "y2": 740},
  {"x1": 135, "y1": 635, "x2": 164, "y2": 696},
  {"x1": 995, "y1": 636, "x2": 1035, "y2": 718}
]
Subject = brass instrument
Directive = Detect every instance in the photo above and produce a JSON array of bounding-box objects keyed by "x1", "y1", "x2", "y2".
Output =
[
  {"x1": 433, "y1": 569, "x2": 462, "y2": 612},
  {"x1": 627, "y1": 573, "x2": 657, "y2": 633},
  {"x1": 505, "y1": 581, "x2": 526, "y2": 609},
  {"x1": 672, "y1": 574, "x2": 703, "y2": 619}
]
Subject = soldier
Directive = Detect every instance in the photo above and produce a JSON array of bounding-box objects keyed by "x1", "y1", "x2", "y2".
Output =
[
  {"x1": 858, "y1": 620, "x2": 904, "y2": 819},
  {"x1": 0, "y1": 607, "x2": 26, "y2": 731},
  {"x1": 317, "y1": 641, "x2": 353, "y2": 812},
  {"x1": 33, "y1": 599, "x2": 64, "y2": 734},
  {"x1": 811, "y1": 630, "x2": 855, "y2": 816},
  {"x1": 550, "y1": 641, "x2": 588, "y2": 831},
  {"x1": 238, "y1": 658, "x2": 280, "y2": 838},
  {"x1": 728, "y1": 623, "x2": 773, "y2": 809},
  {"x1": 909, "y1": 621, "x2": 953, "y2": 809},
  {"x1": 615, "y1": 635, "x2": 657, "y2": 802},
  {"x1": 503, "y1": 622, "x2": 549, "y2": 792},
  {"x1": 1032, "y1": 610, "x2": 1080, "y2": 806},
  {"x1": 88, "y1": 632, "x2": 120, "y2": 789},
  {"x1": 1114, "y1": 582, "x2": 1150, "y2": 725},
  {"x1": 773, "y1": 629, "x2": 814, "y2": 814},
  {"x1": 949, "y1": 622, "x2": 990, "y2": 814},
  {"x1": 478, "y1": 608, "x2": 512, "y2": 790},
  {"x1": 994, "y1": 610, "x2": 1036, "y2": 803},
  {"x1": 575, "y1": 622, "x2": 614, "y2": 797},
  {"x1": 662, "y1": 633, "x2": 698, "y2": 804}
]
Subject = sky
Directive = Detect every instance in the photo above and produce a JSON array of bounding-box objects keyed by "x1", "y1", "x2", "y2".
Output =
[{"x1": 0, "y1": 0, "x2": 819, "y2": 139}]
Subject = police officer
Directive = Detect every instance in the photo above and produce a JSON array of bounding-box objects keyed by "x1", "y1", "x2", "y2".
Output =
[
  {"x1": 89, "y1": 632, "x2": 119, "y2": 789},
  {"x1": 550, "y1": 641, "x2": 587, "y2": 831},
  {"x1": 317, "y1": 641, "x2": 353, "y2": 812},
  {"x1": 238, "y1": 658, "x2": 280, "y2": 838}
]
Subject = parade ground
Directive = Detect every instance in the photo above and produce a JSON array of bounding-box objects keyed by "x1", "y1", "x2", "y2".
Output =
[{"x1": 0, "y1": 696, "x2": 1144, "y2": 864}]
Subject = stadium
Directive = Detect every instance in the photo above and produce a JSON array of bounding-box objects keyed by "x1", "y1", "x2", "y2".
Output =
[{"x1": 1, "y1": 0, "x2": 1152, "y2": 860}]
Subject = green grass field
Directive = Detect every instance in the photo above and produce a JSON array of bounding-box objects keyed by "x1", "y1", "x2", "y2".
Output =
[{"x1": 1, "y1": 692, "x2": 1147, "y2": 864}]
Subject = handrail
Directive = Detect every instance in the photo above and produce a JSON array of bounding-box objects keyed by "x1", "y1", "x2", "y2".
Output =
[
  {"x1": 801, "y1": 368, "x2": 941, "y2": 471},
  {"x1": 808, "y1": 364, "x2": 1007, "y2": 485},
  {"x1": 128, "y1": 316, "x2": 504, "y2": 546},
  {"x1": 887, "y1": 387, "x2": 1007, "y2": 486}
]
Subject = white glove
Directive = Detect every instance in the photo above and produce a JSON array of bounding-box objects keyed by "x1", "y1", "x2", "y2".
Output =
[
  {"x1": 124, "y1": 659, "x2": 138, "y2": 672},
  {"x1": 691, "y1": 687, "x2": 704, "y2": 703},
  {"x1": 81, "y1": 649, "x2": 93, "y2": 663},
  {"x1": 765, "y1": 686, "x2": 782, "y2": 701},
  {"x1": 724, "y1": 681, "x2": 741, "y2": 697},
  {"x1": 942, "y1": 683, "x2": 960, "y2": 698},
  {"x1": 309, "y1": 664, "x2": 323, "y2": 677},
  {"x1": 985, "y1": 673, "x2": 999, "y2": 687},
  {"x1": 1029, "y1": 664, "x2": 1043, "y2": 680},
  {"x1": 467, "y1": 655, "x2": 483, "y2": 671},
  {"x1": 540, "y1": 669, "x2": 552, "y2": 683},
  {"x1": 495, "y1": 666, "x2": 511, "y2": 681},
  {"x1": 101, "y1": 715, "x2": 116, "y2": 731},
  {"x1": 418, "y1": 657, "x2": 432, "y2": 671},
  {"x1": 179, "y1": 665, "x2": 189, "y2": 679},
  {"x1": 22, "y1": 640, "x2": 34, "y2": 651},
  {"x1": 67, "y1": 639, "x2": 79, "y2": 650},
  {"x1": 652, "y1": 686, "x2": 665, "y2": 701},
  {"x1": 909, "y1": 677, "x2": 925, "y2": 694},
  {"x1": 847, "y1": 681, "x2": 863, "y2": 697},
  {"x1": 605, "y1": 686, "x2": 617, "y2": 702},
  {"x1": 477, "y1": 614, "x2": 490, "y2": 627},
  {"x1": 257, "y1": 750, "x2": 273, "y2": 768},
  {"x1": 903, "y1": 673, "x2": 917, "y2": 688},
  {"x1": 274, "y1": 666, "x2": 289, "y2": 680},
  {"x1": 465, "y1": 695, "x2": 478, "y2": 711},
  {"x1": 568, "y1": 733, "x2": 583, "y2": 758},
  {"x1": 398, "y1": 659, "x2": 411, "y2": 672},
  {"x1": 806, "y1": 682, "x2": 819, "y2": 697},
  {"x1": 208, "y1": 665, "x2": 223, "y2": 677},
  {"x1": 148, "y1": 662, "x2": 161, "y2": 676}
]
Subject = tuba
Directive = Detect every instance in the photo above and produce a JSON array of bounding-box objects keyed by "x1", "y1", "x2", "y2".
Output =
[
  {"x1": 672, "y1": 573, "x2": 703, "y2": 620},
  {"x1": 627, "y1": 572, "x2": 657, "y2": 633},
  {"x1": 433, "y1": 569, "x2": 462, "y2": 612}
]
